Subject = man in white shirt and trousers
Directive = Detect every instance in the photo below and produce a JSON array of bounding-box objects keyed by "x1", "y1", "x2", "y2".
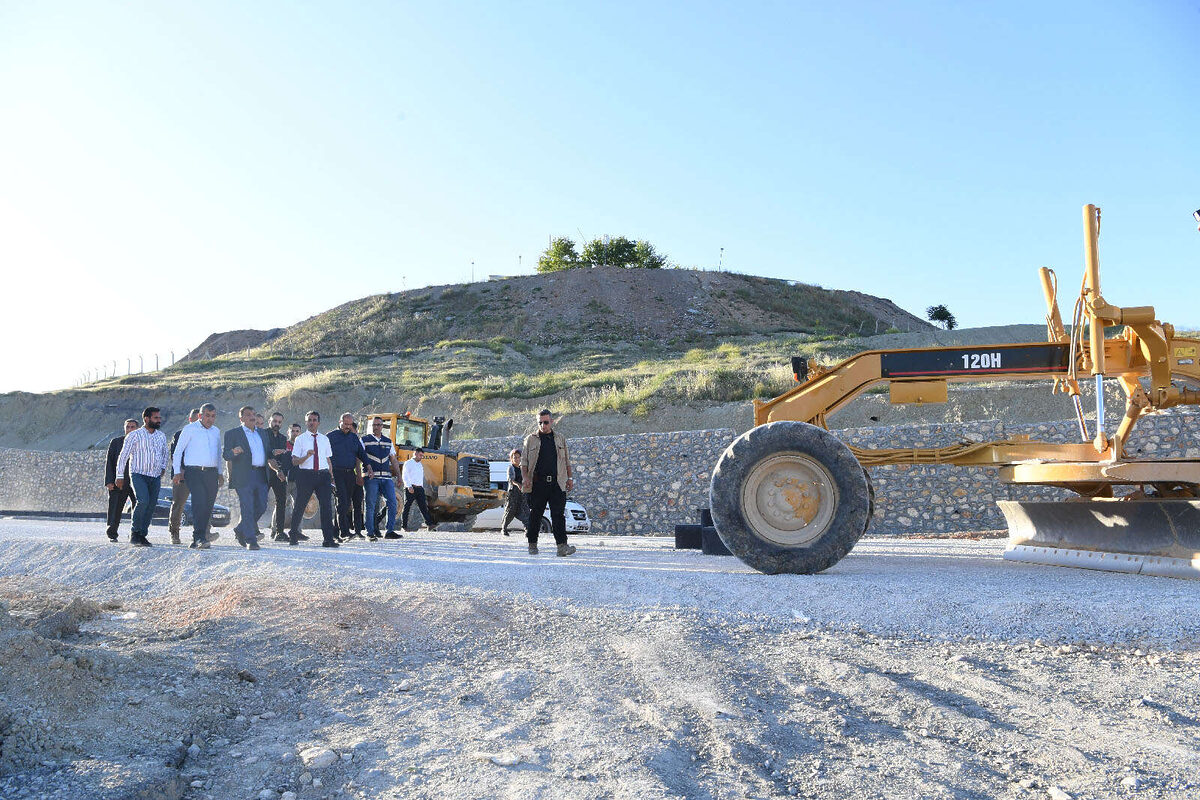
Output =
[
  {"x1": 172, "y1": 403, "x2": 224, "y2": 549},
  {"x1": 401, "y1": 447, "x2": 437, "y2": 532},
  {"x1": 289, "y1": 410, "x2": 339, "y2": 547}
]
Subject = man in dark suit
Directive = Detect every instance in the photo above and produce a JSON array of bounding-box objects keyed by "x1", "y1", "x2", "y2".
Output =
[
  {"x1": 223, "y1": 405, "x2": 272, "y2": 551},
  {"x1": 168, "y1": 408, "x2": 201, "y2": 544},
  {"x1": 104, "y1": 419, "x2": 139, "y2": 541}
]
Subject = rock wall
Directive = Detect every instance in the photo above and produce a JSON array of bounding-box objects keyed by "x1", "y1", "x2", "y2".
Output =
[
  {"x1": 4, "y1": 409, "x2": 1198, "y2": 536},
  {"x1": 457, "y1": 408, "x2": 1200, "y2": 535},
  {"x1": 0, "y1": 447, "x2": 244, "y2": 519}
]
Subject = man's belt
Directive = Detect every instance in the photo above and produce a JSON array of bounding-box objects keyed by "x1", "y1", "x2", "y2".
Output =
[
  {"x1": 542, "y1": 475, "x2": 555, "y2": 483},
  {"x1": 185, "y1": 466, "x2": 217, "y2": 472}
]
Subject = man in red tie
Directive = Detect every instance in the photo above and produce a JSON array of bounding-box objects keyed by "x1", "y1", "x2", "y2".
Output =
[{"x1": 287, "y1": 410, "x2": 338, "y2": 547}]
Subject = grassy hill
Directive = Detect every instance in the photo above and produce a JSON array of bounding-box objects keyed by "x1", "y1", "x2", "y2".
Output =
[
  {"x1": 87, "y1": 268, "x2": 930, "y2": 417},
  {"x1": 2, "y1": 268, "x2": 941, "y2": 449}
]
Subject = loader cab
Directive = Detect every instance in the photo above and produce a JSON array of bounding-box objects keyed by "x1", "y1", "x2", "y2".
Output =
[{"x1": 360, "y1": 413, "x2": 428, "y2": 451}]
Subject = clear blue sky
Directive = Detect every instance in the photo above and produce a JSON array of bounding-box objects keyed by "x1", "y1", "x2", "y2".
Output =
[{"x1": 2, "y1": 1, "x2": 1197, "y2": 392}]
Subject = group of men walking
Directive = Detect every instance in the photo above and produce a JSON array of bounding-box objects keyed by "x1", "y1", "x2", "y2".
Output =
[{"x1": 105, "y1": 406, "x2": 579, "y2": 556}]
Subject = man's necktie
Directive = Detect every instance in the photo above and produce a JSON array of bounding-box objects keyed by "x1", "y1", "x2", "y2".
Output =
[{"x1": 312, "y1": 434, "x2": 319, "y2": 470}]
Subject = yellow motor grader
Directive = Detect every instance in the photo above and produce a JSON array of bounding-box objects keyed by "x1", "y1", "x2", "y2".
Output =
[
  {"x1": 362, "y1": 412, "x2": 505, "y2": 530},
  {"x1": 709, "y1": 205, "x2": 1200, "y2": 578}
]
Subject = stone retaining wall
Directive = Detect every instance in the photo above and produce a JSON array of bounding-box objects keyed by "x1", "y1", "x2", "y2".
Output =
[{"x1": 4, "y1": 409, "x2": 1198, "y2": 536}]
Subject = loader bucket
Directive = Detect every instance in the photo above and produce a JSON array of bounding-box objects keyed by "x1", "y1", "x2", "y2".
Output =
[{"x1": 998, "y1": 499, "x2": 1200, "y2": 580}]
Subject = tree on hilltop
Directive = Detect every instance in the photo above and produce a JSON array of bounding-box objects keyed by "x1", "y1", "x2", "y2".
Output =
[
  {"x1": 537, "y1": 237, "x2": 580, "y2": 273},
  {"x1": 538, "y1": 235, "x2": 669, "y2": 272},
  {"x1": 926, "y1": 304, "x2": 958, "y2": 330}
]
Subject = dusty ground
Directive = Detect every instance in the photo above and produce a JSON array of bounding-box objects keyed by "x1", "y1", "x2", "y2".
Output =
[{"x1": 0, "y1": 520, "x2": 1198, "y2": 800}]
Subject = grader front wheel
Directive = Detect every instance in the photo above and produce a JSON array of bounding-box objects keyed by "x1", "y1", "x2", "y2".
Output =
[{"x1": 709, "y1": 422, "x2": 872, "y2": 574}]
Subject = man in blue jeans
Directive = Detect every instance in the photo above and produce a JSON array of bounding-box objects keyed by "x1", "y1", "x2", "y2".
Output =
[
  {"x1": 224, "y1": 405, "x2": 272, "y2": 551},
  {"x1": 361, "y1": 416, "x2": 401, "y2": 540},
  {"x1": 114, "y1": 406, "x2": 172, "y2": 547}
]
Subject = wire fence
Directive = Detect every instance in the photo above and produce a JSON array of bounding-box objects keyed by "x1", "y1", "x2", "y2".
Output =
[{"x1": 74, "y1": 350, "x2": 189, "y2": 387}]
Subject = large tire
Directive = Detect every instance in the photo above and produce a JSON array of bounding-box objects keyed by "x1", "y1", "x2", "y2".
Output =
[{"x1": 709, "y1": 421, "x2": 871, "y2": 574}]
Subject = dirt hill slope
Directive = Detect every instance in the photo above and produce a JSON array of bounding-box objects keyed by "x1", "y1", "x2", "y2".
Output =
[{"x1": 264, "y1": 268, "x2": 931, "y2": 357}]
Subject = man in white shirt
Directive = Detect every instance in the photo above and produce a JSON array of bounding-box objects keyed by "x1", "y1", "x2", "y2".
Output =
[
  {"x1": 401, "y1": 448, "x2": 437, "y2": 532},
  {"x1": 288, "y1": 410, "x2": 338, "y2": 547},
  {"x1": 172, "y1": 403, "x2": 224, "y2": 549},
  {"x1": 115, "y1": 406, "x2": 172, "y2": 547}
]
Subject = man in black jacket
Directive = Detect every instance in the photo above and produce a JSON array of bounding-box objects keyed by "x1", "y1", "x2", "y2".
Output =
[
  {"x1": 265, "y1": 411, "x2": 291, "y2": 541},
  {"x1": 223, "y1": 405, "x2": 272, "y2": 550},
  {"x1": 104, "y1": 419, "x2": 139, "y2": 541},
  {"x1": 168, "y1": 408, "x2": 201, "y2": 544}
]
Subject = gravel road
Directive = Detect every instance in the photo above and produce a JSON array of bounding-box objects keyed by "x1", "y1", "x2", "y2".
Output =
[{"x1": 0, "y1": 520, "x2": 1197, "y2": 800}]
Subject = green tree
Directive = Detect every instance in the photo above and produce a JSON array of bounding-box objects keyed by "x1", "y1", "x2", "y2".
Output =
[
  {"x1": 926, "y1": 304, "x2": 958, "y2": 330},
  {"x1": 582, "y1": 236, "x2": 637, "y2": 268},
  {"x1": 537, "y1": 237, "x2": 580, "y2": 273},
  {"x1": 633, "y1": 240, "x2": 667, "y2": 269}
]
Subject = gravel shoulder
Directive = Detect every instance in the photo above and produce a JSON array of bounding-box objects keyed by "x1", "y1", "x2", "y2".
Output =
[{"x1": 1, "y1": 521, "x2": 1198, "y2": 800}]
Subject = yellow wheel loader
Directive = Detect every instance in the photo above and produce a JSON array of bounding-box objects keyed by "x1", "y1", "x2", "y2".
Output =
[
  {"x1": 710, "y1": 205, "x2": 1200, "y2": 578},
  {"x1": 362, "y1": 412, "x2": 505, "y2": 531}
]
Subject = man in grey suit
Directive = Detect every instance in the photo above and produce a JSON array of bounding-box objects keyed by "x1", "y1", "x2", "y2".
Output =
[{"x1": 223, "y1": 405, "x2": 272, "y2": 551}]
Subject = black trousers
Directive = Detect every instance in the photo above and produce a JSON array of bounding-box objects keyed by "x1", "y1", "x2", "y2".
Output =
[
  {"x1": 402, "y1": 486, "x2": 434, "y2": 529},
  {"x1": 502, "y1": 486, "x2": 527, "y2": 533},
  {"x1": 289, "y1": 469, "x2": 335, "y2": 543},
  {"x1": 527, "y1": 480, "x2": 567, "y2": 545},
  {"x1": 332, "y1": 468, "x2": 358, "y2": 537},
  {"x1": 351, "y1": 479, "x2": 365, "y2": 533},
  {"x1": 183, "y1": 467, "x2": 219, "y2": 544},
  {"x1": 269, "y1": 471, "x2": 288, "y2": 534},
  {"x1": 106, "y1": 486, "x2": 133, "y2": 539}
]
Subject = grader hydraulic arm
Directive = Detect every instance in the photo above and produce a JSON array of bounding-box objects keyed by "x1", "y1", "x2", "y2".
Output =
[{"x1": 709, "y1": 204, "x2": 1200, "y2": 579}]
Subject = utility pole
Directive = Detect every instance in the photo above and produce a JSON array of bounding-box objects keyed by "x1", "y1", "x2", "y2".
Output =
[
  {"x1": 170, "y1": 350, "x2": 175, "y2": 366},
  {"x1": 139, "y1": 354, "x2": 144, "y2": 373},
  {"x1": 127, "y1": 357, "x2": 131, "y2": 375},
  {"x1": 155, "y1": 354, "x2": 159, "y2": 371},
  {"x1": 471, "y1": 260, "x2": 475, "y2": 283},
  {"x1": 719, "y1": 247, "x2": 724, "y2": 272}
]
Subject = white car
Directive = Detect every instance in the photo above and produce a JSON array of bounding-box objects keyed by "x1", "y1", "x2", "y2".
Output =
[{"x1": 472, "y1": 461, "x2": 591, "y2": 534}]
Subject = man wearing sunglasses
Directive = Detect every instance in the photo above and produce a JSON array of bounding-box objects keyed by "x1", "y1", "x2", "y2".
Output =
[{"x1": 520, "y1": 409, "x2": 576, "y2": 557}]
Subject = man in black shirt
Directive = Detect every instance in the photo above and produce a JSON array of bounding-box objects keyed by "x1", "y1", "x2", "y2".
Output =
[
  {"x1": 104, "y1": 419, "x2": 139, "y2": 541},
  {"x1": 265, "y1": 411, "x2": 291, "y2": 541},
  {"x1": 519, "y1": 409, "x2": 576, "y2": 557}
]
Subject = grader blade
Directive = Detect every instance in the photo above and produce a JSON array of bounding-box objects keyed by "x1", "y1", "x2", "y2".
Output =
[{"x1": 999, "y1": 499, "x2": 1200, "y2": 580}]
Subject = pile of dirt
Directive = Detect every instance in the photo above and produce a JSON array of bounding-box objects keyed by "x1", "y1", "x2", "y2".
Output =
[
  {"x1": 268, "y1": 267, "x2": 933, "y2": 357},
  {"x1": 181, "y1": 329, "x2": 284, "y2": 363}
]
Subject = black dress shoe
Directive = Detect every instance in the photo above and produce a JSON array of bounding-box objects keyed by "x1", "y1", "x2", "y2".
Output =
[
  {"x1": 107, "y1": 535, "x2": 119, "y2": 542},
  {"x1": 189, "y1": 540, "x2": 200, "y2": 549},
  {"x1": 246, "y1": 540, "x2": 260, "y2": 550},
  {"x1": 296, "y1": 532, "x2": 311, "y2": 541},
  {"x1": 321, "y1": 540, "x2": 340, "y2": 548},
  {"x1": 131, "y1": 536, "x2": 151, "y2": 547},
  {"x1": 384, "y1": 531, "x2": 402, "y2": 539}
]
